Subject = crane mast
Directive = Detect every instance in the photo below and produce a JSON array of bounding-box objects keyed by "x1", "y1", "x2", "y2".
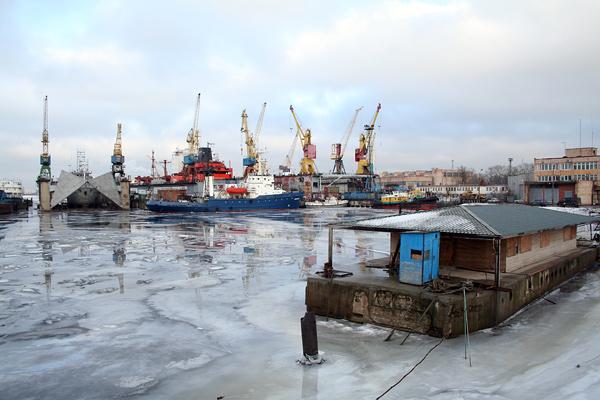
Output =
[
  {"x1": 111, "y1": 123, "x2": 125, "y2": 181},
  {"x1": 38, "y1": 95, "x2": 51, "y2": 181},
  {"x1": 331, "y1": 107, "x2": 362, "y2": 174},
  {"x1": 289, "y1": 105, "x2": 316, "y2": 175},
  {"x1": 184, "y1": 93, "x2": 201, "y2": 165},
  {"x1": 356, "y1": 103, "x2": 381, "y2": 176},
  {"x1": 241, "y1": 102, "x2": 267, "y2": 177}
]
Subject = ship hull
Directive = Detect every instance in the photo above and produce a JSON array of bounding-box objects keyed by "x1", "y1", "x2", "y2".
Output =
[{"x1": 146, "y1": 192, "x2": 304, "y2": 213}]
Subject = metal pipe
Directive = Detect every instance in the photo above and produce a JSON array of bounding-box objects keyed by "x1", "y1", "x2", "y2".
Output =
[
  {"x1": 463, "y1": 286, "x2": 472, "y2": 367},
  {"x1": 494, "y1": 237, "x2": 501, "y2": 288},
  {"x1": 328, "y1": 227, "x2": 333, "y2": 266}
]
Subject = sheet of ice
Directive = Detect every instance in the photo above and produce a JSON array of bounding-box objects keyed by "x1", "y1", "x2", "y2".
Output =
[{"x1": 1, "y1": 208, "x2": 600, "y2": 399}]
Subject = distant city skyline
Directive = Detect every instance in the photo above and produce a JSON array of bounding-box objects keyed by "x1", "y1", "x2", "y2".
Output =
[{"x1": 1, "y1": 0, "x2": 599, "y2": 191}]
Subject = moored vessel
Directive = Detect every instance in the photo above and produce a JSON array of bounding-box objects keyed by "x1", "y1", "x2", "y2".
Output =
[
  {"x1": 305, "y1": 197, "x2": 349, "y2": 208},
  {"x1": 146, "y1": 174, "x2": 303, "y2": 213}
]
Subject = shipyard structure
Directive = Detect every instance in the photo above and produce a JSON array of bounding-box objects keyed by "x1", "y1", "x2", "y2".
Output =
[{"x1": 37, "y1": 97, "x2": 130, "y2": 211}]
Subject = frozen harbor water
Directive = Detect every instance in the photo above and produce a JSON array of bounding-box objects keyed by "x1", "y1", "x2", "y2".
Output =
[{"x1": 1, "y1": 208, "x2": 600, "y2": 399}]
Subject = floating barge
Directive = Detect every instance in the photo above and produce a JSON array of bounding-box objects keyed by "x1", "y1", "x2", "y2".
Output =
[{"x1": 306, "y1": 204, "x2": 600, "y2": 337}]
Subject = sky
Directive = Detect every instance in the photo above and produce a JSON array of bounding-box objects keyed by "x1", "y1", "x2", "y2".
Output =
[{"x1": 1, "y1": 0, "x2": 600, "y2": 191}]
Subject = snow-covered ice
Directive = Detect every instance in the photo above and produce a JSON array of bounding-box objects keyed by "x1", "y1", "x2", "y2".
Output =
[{"x1": 1, "y1": 208, "x2": 600, "y2": 399}]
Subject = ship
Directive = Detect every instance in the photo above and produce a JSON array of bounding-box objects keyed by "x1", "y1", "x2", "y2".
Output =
[
  {"x1": 169, "y1": 147, "x2": 233, "y2": 183},
  {"x1": 134, "y1": 147, "x2": 234, "y2": 186},
  {"x1": 305, "y1": 197, "x2": 349, "y2": 208},
  {"x1": 0, "y1": 180, "x2": 31, "y2": 213},
  {"x1": 146, "y1": 174, "x2": 303, "y2": 213}
]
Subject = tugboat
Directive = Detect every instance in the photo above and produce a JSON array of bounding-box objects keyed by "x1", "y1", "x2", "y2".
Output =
[{"x1": 146, "y1": 174, "x2": 303, "y2": 213}]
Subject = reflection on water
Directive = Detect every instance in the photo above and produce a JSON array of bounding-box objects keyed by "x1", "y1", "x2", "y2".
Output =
[{"x1": 0, "y1": 207, "x2": 393, "y2": 399}]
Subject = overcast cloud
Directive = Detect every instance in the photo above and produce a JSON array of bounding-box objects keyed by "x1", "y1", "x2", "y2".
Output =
[{"x1": 1, "y1": 0, "x2": 600, "y2": 190}]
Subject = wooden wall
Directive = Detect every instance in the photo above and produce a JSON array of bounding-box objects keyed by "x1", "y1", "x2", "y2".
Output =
[{"x1": 439, "y1": 236, "x2": 502, "y2": 272}]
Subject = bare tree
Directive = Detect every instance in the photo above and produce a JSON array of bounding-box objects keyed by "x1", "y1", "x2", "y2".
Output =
[{"x1": 484, "y1": 165, "x2": 509, "y2": 184}]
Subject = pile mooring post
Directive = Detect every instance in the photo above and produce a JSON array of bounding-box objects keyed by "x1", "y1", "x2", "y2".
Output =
[
  {"x1": 323, "y1": 227, "x2": 334, "y2": 278},
  {"x1": 300, "y1": 311, "x2": 322, "y2": 364}
]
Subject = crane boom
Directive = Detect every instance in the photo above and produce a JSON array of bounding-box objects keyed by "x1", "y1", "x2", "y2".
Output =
[
  {"x1": 241, "y1": 103, "x2": 268, "y2": 177},
  {"x1": 113, "y1": 123, "x2": 122, "y2": 157},
  {"x1": 289, "y1": 105, "x2": 305, "y2": 139},
  {"x1": 286, "y1": 131, "x2": 300, "y2": 168},
  {"x1": 289, "y1": 105, "x2": 316, "y2": 175},
  {"x1": 185, "y1": 93, "x2": 201, "y2": 165},
  {"x1": 331, "y1": 107, "x2": 362, "y2": 174},
  {"x1": 38, "y1": 95, "x2": 52, "y2": 181},
  {"x1": 356, "y1": 103, "x2": 382, "y2": 176},
  {"x1": 341, "y1": 107, "x2": 362, "y2": 156},
  {"x1": 254, "y1": 102, "x2": 266, "y2": 145},
  {"x1": 111, "y1": 123, "x2": 125, "y2": 181}
]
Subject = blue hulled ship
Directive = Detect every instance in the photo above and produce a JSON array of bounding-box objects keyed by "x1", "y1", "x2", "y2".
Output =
[{"x1": 146, "y1": 174, "x2": 303, "y2": 213}]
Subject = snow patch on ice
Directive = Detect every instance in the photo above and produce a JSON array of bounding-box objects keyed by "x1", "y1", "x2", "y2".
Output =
[
  {"x1": 117, "y1": 375, "x2": 155, "y2": 388},
  {"x1": 166, "y1": 355, "x2": 212, "y2": 370}
]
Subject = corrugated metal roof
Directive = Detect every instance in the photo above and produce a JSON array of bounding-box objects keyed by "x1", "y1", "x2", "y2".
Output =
[
  {"x1": 343, "y1": 204, "x2": 600, "y2": 238},
  {"x1": 462, "y1": 204, "x2": 598, "y2": 237}
]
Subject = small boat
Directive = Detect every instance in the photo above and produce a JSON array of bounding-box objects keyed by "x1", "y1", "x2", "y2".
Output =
[
  {"x1": 378, "y1": 191, "x2": 410, "y2": 206},
  {"x1": 146, "y1": 174, "x2": 303, "y2": 213},
  {"x1": 305, "y1": 197, "x2": 349, "y2": 208}
]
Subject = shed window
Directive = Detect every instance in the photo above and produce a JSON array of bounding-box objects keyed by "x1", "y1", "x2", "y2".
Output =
[{"x1": 410, "y1": 249, "x2": 422, "y2": 260}]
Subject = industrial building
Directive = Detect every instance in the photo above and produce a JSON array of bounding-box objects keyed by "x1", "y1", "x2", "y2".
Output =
[
  {"x1": 529, "y1": 147, "x2": 600, "y2": 205},
  {"x1": 380, "y1": 168, "x2": 471, "y2": 188},
  {"x1": 306, "y1": 204, "x2": 599, "y2": 337}
]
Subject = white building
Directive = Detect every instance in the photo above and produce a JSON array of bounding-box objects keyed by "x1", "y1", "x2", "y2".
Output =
[
  {"x1": 0, "y1": 179, "x2": 23, "y2": 197},
  {"x1": 423, "y1": 184, "x2": 508, "y2": 197}
]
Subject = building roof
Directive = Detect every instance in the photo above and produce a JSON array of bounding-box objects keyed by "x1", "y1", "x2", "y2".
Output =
[{"x1": 342, "y1": 204, "x2": 600, "y2": 238}]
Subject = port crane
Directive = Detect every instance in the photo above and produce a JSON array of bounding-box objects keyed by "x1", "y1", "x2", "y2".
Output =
[
  {"x1": 355, "y1": 103, "x2": 382, "y2": 175},
  {"x1": 279, "y1": 129, "x2": 299, "y2": 173},
  {"x1": 331, "y1": 107, "x2": 362, "y2": 174},
  {"x1": 184, "y1": 93, "x2": 201, "y2": 165},
  {"x1": 241, "y1": 102, "x2": 266, "y2": 177},
  {"x1": 38, "y1": 95, "x2": 51, "y2": 181},
  {"x1": 289, "y1": 105, "x2": 317, "y2": 175},
  {"x1": 111, "y1": 123, "x2": 125, "y2": 181}
]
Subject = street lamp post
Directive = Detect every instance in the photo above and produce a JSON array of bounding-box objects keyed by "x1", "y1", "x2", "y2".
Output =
[
  {"x1": 551, "y1": 163, "x2": 555, "y2": 205},
  {"x1": 541, "y1": 161, "x2": 546, "y2": 204}
]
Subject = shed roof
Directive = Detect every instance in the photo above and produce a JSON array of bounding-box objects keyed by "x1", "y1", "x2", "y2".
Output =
[{"x1": 343, "y1": 204, "x2": 600, "y2": 238}]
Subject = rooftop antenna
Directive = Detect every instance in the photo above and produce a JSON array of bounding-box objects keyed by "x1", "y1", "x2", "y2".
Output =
[
  {"x1": 579, "y1": 118, "x2": 582, "y2": 155},
  {"x1": 590, "y1": 114, "x2": 594, "y2": 147}
]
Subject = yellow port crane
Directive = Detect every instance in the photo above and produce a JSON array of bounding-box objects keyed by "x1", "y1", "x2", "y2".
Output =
[
  {"x1": 331, "y1": 107, "x2": 362, "y2": 174},
  {"x1": 289, "y1": 105, "x2": 317, "y2": 175},
  {"x1": 184, "y1": 93, "x2": 201, "y2": 165},
  {"x1": 241, "y1": 102, "x2": 266, "y2": 177},
  {"x1": 355, "y1": 103, "x2": 382, "y2": 175}
]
